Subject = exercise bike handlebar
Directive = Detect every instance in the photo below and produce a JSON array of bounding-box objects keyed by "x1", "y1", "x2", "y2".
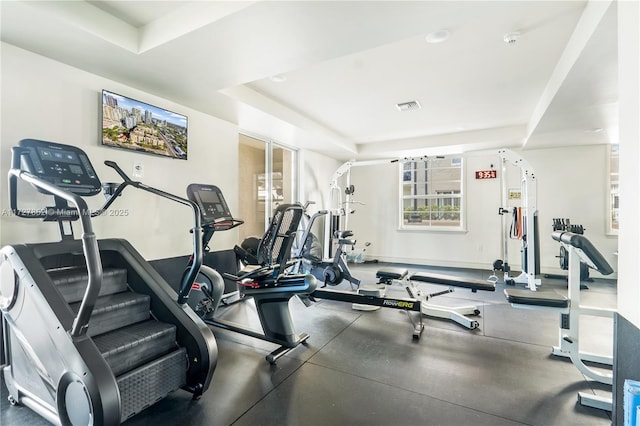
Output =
[
  {"x1": 8, "y1": 147, "x2": 102, "y2": 339},
  {"x1": 103, "y1": 160, "x2": 204, "y2": 305}
]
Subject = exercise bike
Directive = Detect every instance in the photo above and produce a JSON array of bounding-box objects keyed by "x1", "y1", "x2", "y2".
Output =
[
  {"x1": 293, "y1": 201, "x2": 361, "y2": 288},
  {"x1": 182, "y1": 183, "x2": 317, "y2": 364}
]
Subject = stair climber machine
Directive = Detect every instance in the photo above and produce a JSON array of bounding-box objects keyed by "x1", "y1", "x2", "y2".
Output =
[
  {"x1": 183, "y1": 183, "x2": 317, "y2": 364},
  {"x1": 0, "y1": 139, "x2": 218, "y2": 425}
]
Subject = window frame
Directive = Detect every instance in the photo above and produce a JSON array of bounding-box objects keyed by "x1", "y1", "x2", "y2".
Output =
[
  {"x1": 238, "y1": 132, "x2": 299, "y2": 238},
  {"x1": 399, "y1": 156, "x2": 465, "y2": 231},
  {"x1": 607, "y1": 143, "x2": 619, "y2": 235}
]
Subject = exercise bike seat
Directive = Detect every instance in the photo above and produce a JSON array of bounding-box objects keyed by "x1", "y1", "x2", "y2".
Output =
[
  {"x1": 334, "y1": 230, "x2": 356, "y2": 246},
  {"x1": 335, "y1": 230, "x2": 353, "y2": 239}
]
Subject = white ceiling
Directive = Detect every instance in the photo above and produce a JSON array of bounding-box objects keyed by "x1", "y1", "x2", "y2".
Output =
[{"x1": 0, "y1": 0, "x2": 618, "y2": 160}]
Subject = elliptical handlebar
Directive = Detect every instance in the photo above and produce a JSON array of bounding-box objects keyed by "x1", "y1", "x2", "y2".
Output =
[{"x1": 102, "y1": 160, "x2": 204, "y2": 305}]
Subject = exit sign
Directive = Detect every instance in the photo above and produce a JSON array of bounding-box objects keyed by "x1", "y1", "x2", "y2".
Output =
[{"x1": 475, "y1": 170, "x2": 497, "y2": 179}]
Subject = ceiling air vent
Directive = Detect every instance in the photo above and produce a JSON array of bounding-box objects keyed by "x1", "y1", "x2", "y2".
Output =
[{"x1": 396, "y1": 100, "x2": 421, "y2": 112}]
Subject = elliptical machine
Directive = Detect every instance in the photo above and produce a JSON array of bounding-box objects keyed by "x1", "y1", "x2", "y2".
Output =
[{"x1": 183, "y1": 183, "x2": 317, "y2": 364}]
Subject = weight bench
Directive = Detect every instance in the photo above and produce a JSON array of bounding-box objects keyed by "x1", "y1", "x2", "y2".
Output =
[
  {"x1": 376, "y1": 267, "x2": 494, "y2": 330},
  {"x1": 503, "y1": 288, "x2": 569, "y2": 309},
  {"x1": 505, "y1": 231, "x2": 615, "y2": 412}
]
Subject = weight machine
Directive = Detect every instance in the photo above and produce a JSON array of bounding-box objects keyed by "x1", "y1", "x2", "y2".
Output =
[
  {"x1": 492, "y1": 149, "x2": 541, "y2": 291},
  {"x1": 544, "y1": 218, "x2": 592, "y2": 285},
  {"x1": 327, "y1": 158, "x2": 398, "y2": 257}
]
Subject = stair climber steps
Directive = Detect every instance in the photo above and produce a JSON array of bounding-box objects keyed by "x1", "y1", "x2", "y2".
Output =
[
  {"x1": 92, "y1": 320, "x2": 179, "y2": 377},
  {"x1": 117, "y1": 347, "x2": 187, "y2": 422},
  {"x1": 49, "y1": 266, "x2": 188, "y2": 421},
  {"x1": 69, "y1": 292, "x2": 151, "y2": 337},
  {"x1": 49, "y1": 267, "x2": 128, "y2": 304}
]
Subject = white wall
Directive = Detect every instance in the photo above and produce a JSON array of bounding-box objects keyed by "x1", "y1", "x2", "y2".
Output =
[
  {"x1": 0, "y1": 43, "x2": 348, "y2": 264},
  {"x1": 299, "y1": 149, "x2": 342, "y2": 212},
  {"x1": 346, "y1": 145, "x2": 618, "y2": 277},
  {"x1": 525, "y1": 145, "x2": 617, "y2": 276},
  {"x1": 0, "y1": 43, "x2": 240, "y2": 259},
  {"x1": 0, "y1": 42, "x2": 624, "y2": 288},
  {"x1": 616, "y1": 0, "x2": 640, "y2": 327}
]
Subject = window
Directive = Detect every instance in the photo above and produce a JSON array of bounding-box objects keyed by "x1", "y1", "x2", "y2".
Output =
[
  {"x1": 400, "y1": 156, "x2": 463, "y2": 229},
  {"x1": 608, "y1": 144, "x2": 619, "y2": 234}
]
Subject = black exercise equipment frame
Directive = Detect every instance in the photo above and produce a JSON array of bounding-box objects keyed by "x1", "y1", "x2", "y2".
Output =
[{"x1": 184, "y1": 184, "x2": 316, "y2": 363}]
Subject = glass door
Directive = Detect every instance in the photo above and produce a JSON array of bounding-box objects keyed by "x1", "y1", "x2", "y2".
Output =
[
  {"x1": 238, "y1": 134, "x2": 297, "y2": 241},
  {"x1": 271, "y1": 145, "x2": 295, "y2": 212}
]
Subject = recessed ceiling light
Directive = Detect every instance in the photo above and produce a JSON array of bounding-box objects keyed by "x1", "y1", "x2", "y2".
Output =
[
  {"x1": 426, "y1": 29, "x2": 450, "y2": 44},
  {"x1": 269, "y1": 74, "x2": 287, "y2": 83},
  {"x1": 503, "y1": 32, "x2": 521, "y2": 44}
]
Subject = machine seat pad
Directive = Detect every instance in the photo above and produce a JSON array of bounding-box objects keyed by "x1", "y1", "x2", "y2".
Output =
[
  {"x1": 551, "y1": 231, "x2": 614, "y2": 275},
  {"x1": 504, "y1": 288, "x2": 569, "y2": 308},
  {"x1": 335, "y1": 230, "x2": 353, "y2": 239},
  {"x1": 410, "y1": 272, "x2": 496, "y2": 291},
  {"x1": 376, "y1": 268, "x2": 409, "y2": 280}
]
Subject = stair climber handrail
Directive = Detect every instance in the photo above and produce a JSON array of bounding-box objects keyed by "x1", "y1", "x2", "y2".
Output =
[
  {"x1": 103, "y1": 160, "x2": 203, "y2": 305},
  {"x1": 8, "y1": 147, "x2": 103, "y2": 338}
]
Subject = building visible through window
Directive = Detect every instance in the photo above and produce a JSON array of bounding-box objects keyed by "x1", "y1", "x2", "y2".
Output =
[{"x1": 401, "y1": 156, "x2": 463, "y2": 228}]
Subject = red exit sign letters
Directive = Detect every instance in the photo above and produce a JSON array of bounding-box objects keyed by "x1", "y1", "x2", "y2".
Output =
[{"x1": 475, "y1": 170, "x2": 497, "y2": 179}]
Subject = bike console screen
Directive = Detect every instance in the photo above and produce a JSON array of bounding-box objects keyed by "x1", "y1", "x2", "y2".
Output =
[
  {"x1": 187, "y1": 183, "x2": 234, "y2": 224},
  {"x1": 19, "y1": 139, "x2": 102, "y2": 196}
]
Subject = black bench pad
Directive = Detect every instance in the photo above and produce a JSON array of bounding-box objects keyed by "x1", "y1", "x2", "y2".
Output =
[
  {"x1": 410, "y1": 272, "x2": 496, "y2": 292},
  {"x1": 551, "y1": 231, "x2": 614, "y2": 275},
  {"x1": 504, "y1": 288, "x2": 569, "y2": 308},
  {"x1": 376, "y1": 268, "x2": 409, "y2": 280}
]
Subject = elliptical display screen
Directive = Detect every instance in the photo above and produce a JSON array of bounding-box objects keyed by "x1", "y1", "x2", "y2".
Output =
[
  {"x1": 19, "y1": 139, "x2": 102, "y2": 196},
  {"x1": 186, "y1": 184, "x2": 232, "y2": 223}
]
